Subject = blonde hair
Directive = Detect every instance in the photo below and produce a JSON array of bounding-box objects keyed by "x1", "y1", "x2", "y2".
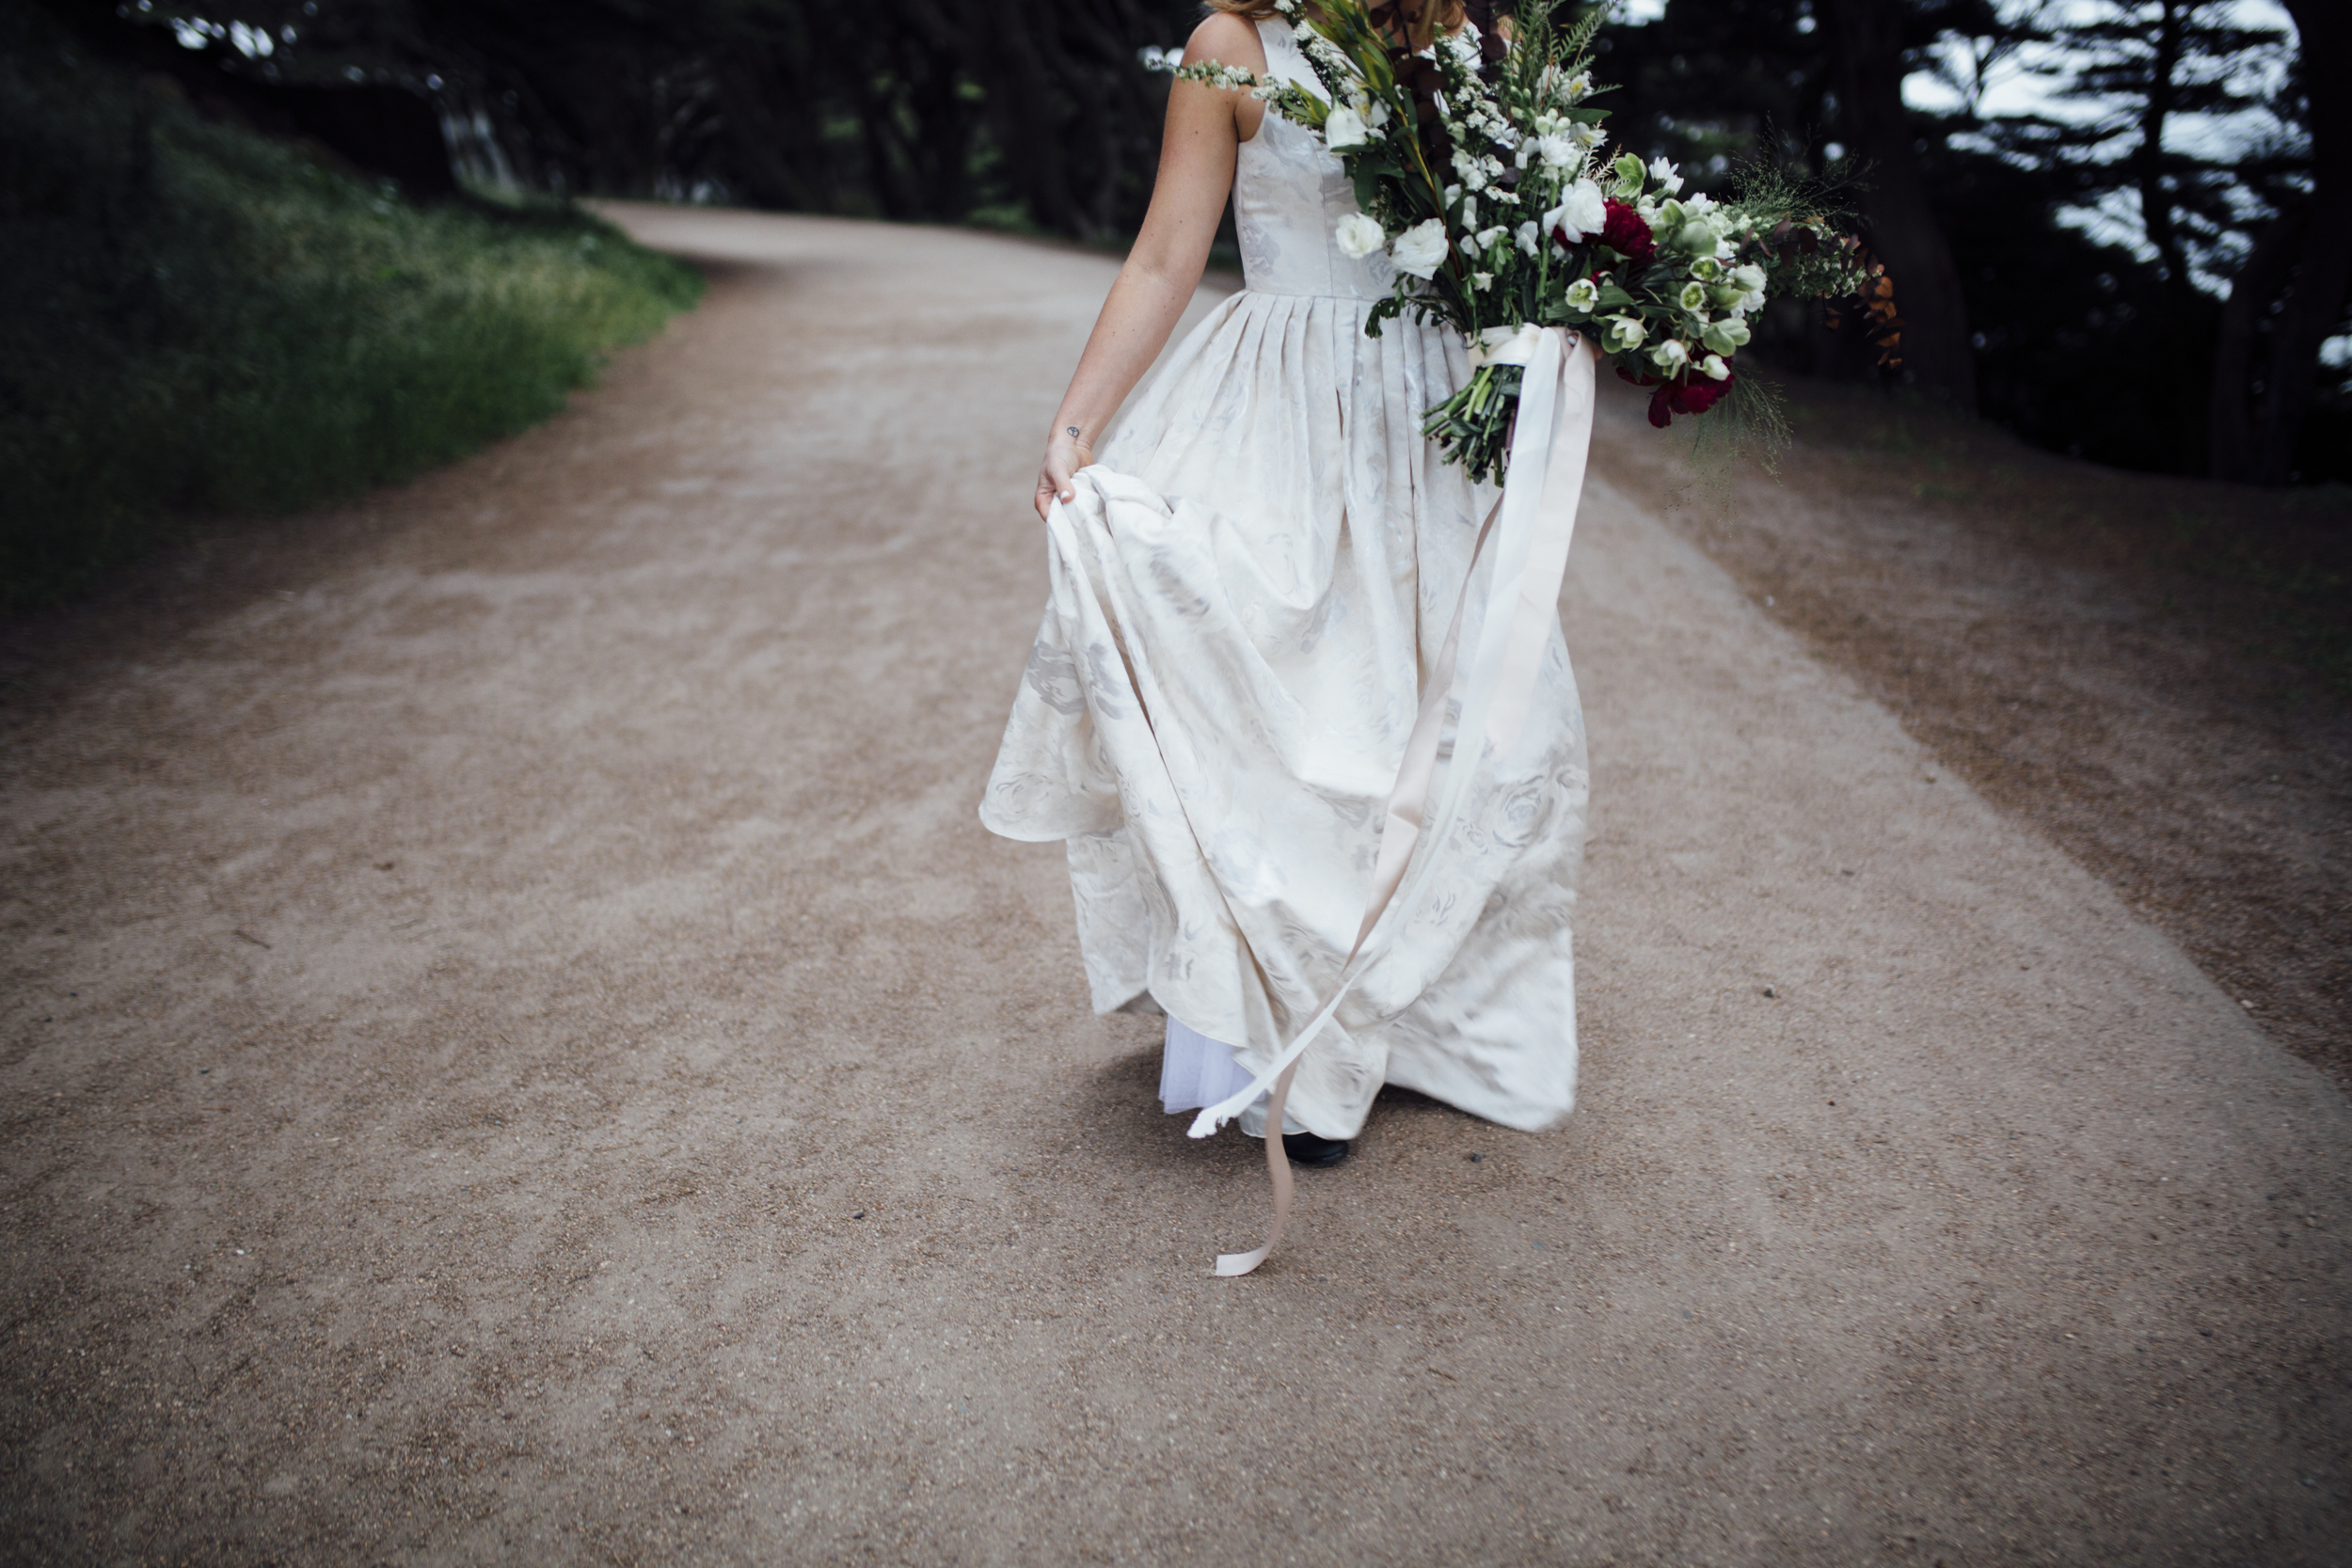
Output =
[{"x1": 1202, "y1": 0, "x2": 1469, "y2": 51}]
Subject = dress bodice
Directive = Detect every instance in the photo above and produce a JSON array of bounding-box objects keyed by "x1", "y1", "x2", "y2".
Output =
[{"x1": 1235, "y1": 20, "x2": 1397, "y2": 301}]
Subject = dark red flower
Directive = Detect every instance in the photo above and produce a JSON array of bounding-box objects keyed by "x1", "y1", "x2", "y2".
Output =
[
  {"x1": 1599, "y1": 198, "x2": 1656, "y2": 265},
  {"x1": 1645, "y1": 371, "x2": 1736, "y2": 427},
  {"x1": 1674, "y1": 374, "x2": 1733, "y2": 415}
]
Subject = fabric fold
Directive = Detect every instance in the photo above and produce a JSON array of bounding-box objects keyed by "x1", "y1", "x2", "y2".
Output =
[
  {"x1": 980, "y1": 291, "x2": 1590, "y2": 1173},
  {"x1": 1182, "y1": 330, "x2": 1597, "y2": 1275}
]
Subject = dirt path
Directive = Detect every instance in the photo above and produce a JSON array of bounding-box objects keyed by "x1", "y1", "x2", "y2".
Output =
[
  {"x1": 3, "y1": 206, "x2": 2345, "y2": 1567},
  {"x1": 1598, "y1": 386, "x2": 2352, "y2": 1091}
]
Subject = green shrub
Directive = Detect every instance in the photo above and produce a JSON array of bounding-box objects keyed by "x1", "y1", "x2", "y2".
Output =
[{"x1": 0, "y1": 12, "x2": 702, "y2": 610}]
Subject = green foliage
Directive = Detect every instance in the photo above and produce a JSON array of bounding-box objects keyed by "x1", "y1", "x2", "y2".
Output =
[{"x1": 0, "y1": 11, "x2": 701, "y2": 610}]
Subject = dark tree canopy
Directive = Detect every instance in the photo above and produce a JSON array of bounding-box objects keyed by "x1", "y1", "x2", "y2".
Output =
[
  {"x1": 35, "y1": 0, "x2": 2351, "y2": 483},
  {"x1": 1593, "y1": 0, "x2": 2340, "y2": 483}
]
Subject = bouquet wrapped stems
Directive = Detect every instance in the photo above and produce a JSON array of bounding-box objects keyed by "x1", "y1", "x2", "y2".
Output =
[{"x1": 1422, "y1": 362, "x2": 1521, "y2": 486}]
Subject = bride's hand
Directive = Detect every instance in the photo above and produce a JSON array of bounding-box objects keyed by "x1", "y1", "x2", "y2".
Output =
[{"x1": 1035, "y1": 425, "x2": 1093, "y2": 522}]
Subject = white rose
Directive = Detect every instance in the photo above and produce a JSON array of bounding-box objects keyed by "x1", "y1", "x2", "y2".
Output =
[
  {"x1": 1545, "y1": 178, "x2": 1607, "y2": 244},
  {"x1": 1334, "y1": 212, "x2": 1385, "y2": 259},
  {"x1": 1389, "y1": 218, "x2": 1451, "y2": 279},
  {"x1": 1324, "y1": 105, "x2": 1371, "y2": 151}
]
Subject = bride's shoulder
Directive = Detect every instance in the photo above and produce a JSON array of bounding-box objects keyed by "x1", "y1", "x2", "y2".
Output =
[{"x1": 1183, "y1": 9, "x2": 1271, "y2": 74}]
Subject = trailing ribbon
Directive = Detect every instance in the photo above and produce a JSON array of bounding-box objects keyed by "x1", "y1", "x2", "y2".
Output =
[
  {"x1": 1189, "y1": 325, "x2": 1597, "y2": 1277},
  {"x1": 1466, "y1": 321, "x2": 1547, "y2": 370}
]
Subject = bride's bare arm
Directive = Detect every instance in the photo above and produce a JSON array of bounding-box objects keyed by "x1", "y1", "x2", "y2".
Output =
[{"x1": 1034, "y1": 14, "x2": 1266, "y2": 521}]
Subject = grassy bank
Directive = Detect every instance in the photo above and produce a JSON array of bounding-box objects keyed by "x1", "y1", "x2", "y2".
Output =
[{"x1": 0, "y1": 14, "x2": 701, "y2": 612}]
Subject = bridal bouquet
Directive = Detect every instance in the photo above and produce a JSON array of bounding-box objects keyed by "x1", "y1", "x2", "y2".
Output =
[{"x1": 1180, "y1": 0, "x2": 1900, "y2": 483}]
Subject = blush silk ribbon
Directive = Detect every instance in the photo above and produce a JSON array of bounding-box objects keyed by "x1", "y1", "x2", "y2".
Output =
[{"x1": 1190, "y1": 324, "x2": 1597, "y2": 1277}]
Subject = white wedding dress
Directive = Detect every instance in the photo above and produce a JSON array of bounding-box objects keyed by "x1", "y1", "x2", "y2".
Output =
[{"x1": 981, "y1": 17, "x2": 1589, "y2": 1142}]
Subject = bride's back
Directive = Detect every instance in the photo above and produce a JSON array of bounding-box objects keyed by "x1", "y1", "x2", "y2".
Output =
[{"x1": 1232, "y1": 18, "x2": 1400, "y2": 302}]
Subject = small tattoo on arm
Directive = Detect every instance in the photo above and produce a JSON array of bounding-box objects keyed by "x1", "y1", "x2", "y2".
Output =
[{"x1": 1066, "y1": 426, "x2": 1081, "y2": 439}]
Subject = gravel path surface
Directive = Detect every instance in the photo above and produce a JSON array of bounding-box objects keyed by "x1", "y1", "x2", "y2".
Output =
[{"x1": 3, "y1": 206, "x2": 2345, "y2": 1566}]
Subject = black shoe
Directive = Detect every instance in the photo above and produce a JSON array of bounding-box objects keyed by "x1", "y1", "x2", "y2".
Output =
[{"x1": 1281, "y1": 1131, "x2": 1350, "y2": 1166}]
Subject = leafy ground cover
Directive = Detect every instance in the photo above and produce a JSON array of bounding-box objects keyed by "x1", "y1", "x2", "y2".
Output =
[{"x1": 0, "y1": 10, "x2": 701, "y2": 611}]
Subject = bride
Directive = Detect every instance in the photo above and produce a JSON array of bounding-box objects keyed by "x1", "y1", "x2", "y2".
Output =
[{"x1": 980, "y1": 0, "x2": 1591, "y2": 1265}]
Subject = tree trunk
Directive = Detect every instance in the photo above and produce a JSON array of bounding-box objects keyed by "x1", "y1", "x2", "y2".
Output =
[
  {"x1": 2135, "y1": 0, "x2": 2192, "y2": 313},
  {"x1": 2206, "y1": 201, "x2": 2305, "y2": 481},
  {"x1": 973, "y1": 0, "x2": 1076, "y2": 234},
  {"x1": 2209, "y1": 0, "x2": 2352, "y2": 483},
  {"x1": 1820, "y1": 0, "x2": 1978, "y2": 407}
]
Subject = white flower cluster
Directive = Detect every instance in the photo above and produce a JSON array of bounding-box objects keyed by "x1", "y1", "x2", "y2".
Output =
[
  {"x1": 1518, "y1": 108, "x2": 1604, "y2": 174},
  {"x1": 1300, "y1": 25, "x2": 1357, "y2": 82},
  {"x1": 1259, "y1": 0, "x2": 1795, "y2": 399},
  {"x1": 1391, "y1": 217, "x2": 1450, "y2": 279},
  {"x1": 1541, "y1": 179, "x2": 1606, "y2": 243},
  {"x1": 1174, "y1": 59, "x2": 1261, "y2": 93},
  {"x1": 1334, "y1": 212, "x2": 1386, "y2": 260},
  {"x1": 1323, "y1": 93, "x2": 1391, "y2": 152},
  {"x1": 1572, "y1": 153, "x2": 1772, "y2": 380}
]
